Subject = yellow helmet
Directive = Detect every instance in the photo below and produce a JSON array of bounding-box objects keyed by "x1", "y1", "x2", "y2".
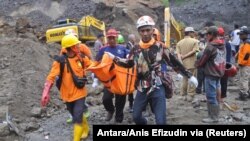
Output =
[{"x1": 61, "y1": 34, "x2": 81, "y2": 49}]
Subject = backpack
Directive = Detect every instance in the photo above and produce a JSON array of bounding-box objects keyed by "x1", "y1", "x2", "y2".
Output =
[{"x1": 54, "y1": 55, "x2": 66, "y2": 90}]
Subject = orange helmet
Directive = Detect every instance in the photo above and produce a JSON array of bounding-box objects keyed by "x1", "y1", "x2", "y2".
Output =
[
  {"x1": 153, "y1": 28, "x2": 161, "y2": 41},
  {"x1": 224, "y1": 62, "x2": 237, "y2": 77}
]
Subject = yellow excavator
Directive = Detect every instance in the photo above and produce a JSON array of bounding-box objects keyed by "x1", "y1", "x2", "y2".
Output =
[
  {"x1": 46, "y1": 15, "x2": 106, "y2": 43},
  {"x1": 164, "y1": 7, "x2": 184, "y2": 48}
]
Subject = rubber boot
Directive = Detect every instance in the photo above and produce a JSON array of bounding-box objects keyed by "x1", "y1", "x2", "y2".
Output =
[
  {"x1": 73, "y1": 124, "x2": 83, "y2": 141},
  {"x1": 202, "y1": 103, "x2": 219, "y2": 123},
  {"x1": 81, "y1": 116, "x2": 89, "y2": 139},
  {"x1": 211, "y1": 104, "x2": 219, "y2": 122}
]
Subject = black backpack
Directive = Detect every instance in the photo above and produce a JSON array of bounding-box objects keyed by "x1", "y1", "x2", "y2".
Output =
[{"x1": 54, "y1": 54, "x2": 66, "y2": 90}]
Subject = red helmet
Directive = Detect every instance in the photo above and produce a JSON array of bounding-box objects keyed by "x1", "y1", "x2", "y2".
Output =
[
  {"x1": 224, "y1": 63, "x2": 237, "y2": 77},
  {"x1": 218, "y1": 27, "x2": 225, "y2": 36},
  {"x1": 106, "y1": 28, "x2": 118, "y2": 37}
]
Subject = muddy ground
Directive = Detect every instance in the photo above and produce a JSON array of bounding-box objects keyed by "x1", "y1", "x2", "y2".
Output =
[{"x1": 0, "y1": 0, "x2": 250, "y2": 141}]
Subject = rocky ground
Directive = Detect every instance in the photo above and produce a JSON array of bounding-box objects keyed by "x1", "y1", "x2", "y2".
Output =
[{"x1": 0, "y1": 0, "x2": 250, "y2": 141}]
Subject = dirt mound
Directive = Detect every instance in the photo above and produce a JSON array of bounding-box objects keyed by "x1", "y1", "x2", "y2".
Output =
[
  {"x1": 93, "y1": 0, "x2": 164, "y2": 41},
  {"x1": 0, "y1": 0, "x2": 250, "y2": 141},
  {"x1": 170, "y1": 0, "x2": 250, "y2": 31}
]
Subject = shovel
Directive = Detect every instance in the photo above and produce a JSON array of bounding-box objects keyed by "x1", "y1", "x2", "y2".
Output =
[{"x1": 223, "y1": 101, "x2": 239, "y2": 112}]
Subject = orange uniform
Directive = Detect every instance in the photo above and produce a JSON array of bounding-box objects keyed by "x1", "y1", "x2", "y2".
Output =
[
  {"x1": 238, "y1": 42, "x2": 250, "y2": 66},
  {"x1": 61, "y1": 44, "x2": 92, "y2": 59},
  {"x1": 46, "y1": 56, "x2": 91, "y2": 102}
]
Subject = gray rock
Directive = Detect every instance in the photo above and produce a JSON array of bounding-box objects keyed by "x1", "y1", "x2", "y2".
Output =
[
  {"x1": 231, "y1": 113, "x2": 246, "y2": 121},
  {"x1": 0, "y1": 123, "x2": 10, "y2": 136},
  {"x1": 43, "y1": 131, "x2": 50, "y2": 136},
  {"x1": 31, "y1": 107, "x2": 42, "y2": 118},
  {"x1": 26, "y1": 122, "x2": 40, "y2": 132},
  {"x1": 38, "y1": 127, "x2": 44, "y2": 133},
  {"x1": 0, "y1": 106, "x2": 8, "y2": 120},
  {"x1": 20, "y1": 122, "x2": 40, "y2": 132},
  {"x1": 243, "y1": 117, "x2": 250, "y2": 123}
]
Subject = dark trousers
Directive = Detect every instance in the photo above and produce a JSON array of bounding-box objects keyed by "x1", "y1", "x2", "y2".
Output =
[
  {"x1": 102, "y1": 88, "x2": 126, "y2": 122},
  {"x1": 133, "y1": 86, "x2": 166, "y2": 125},
  {"x1": 66, "y1": 98, "x2": 86, "y2": 124},
  {"x1": 128, "y1": 94, "x2": 134, "y2": 108},
  {"x1": 196, "y1": 68, "x2": 205, "y2": 93},
  {"x1": 220, "y1": 76, "x2": 228, "y2": 98}
]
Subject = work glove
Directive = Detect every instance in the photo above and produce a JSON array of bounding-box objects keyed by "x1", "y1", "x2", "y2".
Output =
[
  {"x1": 104, "y1": 52, "x2": 115, "y2": 59},
  {"x1": 91, "y1": 73, "x2": 95, "y2": 80},
  {"x1": 92, "y1": 78, "x2": 99, "y2": 88},
  {"x1": 41, "y1": 80, "x2": 53, "y2": 107},
  {"x1": 176, "y1": 73, "x2": 183, "y2": 81},
  {"x1": 188, "y1": 76, "x2": 198, "y2": 88}
]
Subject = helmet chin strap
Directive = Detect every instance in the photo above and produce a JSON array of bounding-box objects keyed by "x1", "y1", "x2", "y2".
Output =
[
  {"x1": 73, "y1": 46, "x2": 83, "y2": 61},
  {"x1": 67, "y1": 45, "x2": 83, "y2": 62}
]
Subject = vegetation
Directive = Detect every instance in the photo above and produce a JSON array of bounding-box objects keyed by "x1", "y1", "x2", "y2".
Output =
[
  {"x1": 161, "y1": 0, "x2": 169, "y2": 7},
  {"x1": 162, "y1": 0, "x2": 189, "y2": 7}
]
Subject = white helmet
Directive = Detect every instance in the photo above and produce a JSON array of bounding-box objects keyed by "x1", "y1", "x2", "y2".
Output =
[
  {"x1": 136, "y1": 15, "x2": 155, "y2": 29},
  {"x1": 184, "y1": 27, "x2": 195, "y2": 32},
  {"x1": 65, "y1": 29, "x2": 78, "y2": 37}
]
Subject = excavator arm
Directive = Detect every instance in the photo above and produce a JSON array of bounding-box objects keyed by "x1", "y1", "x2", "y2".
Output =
[
  {"x1": 46, "y1": 15, "x2": 106, "y2": 44},
  {"x1": 164, "y1": 7, "x2": 184, "y2": 48},
  {"x1": 79, "y1": 15, "x2": 106, "y2": 43}
]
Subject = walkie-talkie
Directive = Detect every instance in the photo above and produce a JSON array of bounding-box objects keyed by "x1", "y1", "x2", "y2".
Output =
[{"x1": 244, "y1": 53, "x2": 250, "y2": 60}]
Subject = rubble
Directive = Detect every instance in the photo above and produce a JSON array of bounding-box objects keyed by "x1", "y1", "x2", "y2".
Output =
[{"x1": 0, "y1": 0, "x2": 249, "y2": 140}]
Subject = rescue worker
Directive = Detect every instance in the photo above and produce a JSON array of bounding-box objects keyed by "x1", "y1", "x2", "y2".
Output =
[
  {"x1": 153, "y1": 28, "x2": 161, "y2": 43},
  {"x1": 117, "y1": 32, "x2": 135, "y2": 113},
  {"x1": 235, "y1": 27, "x2": 250, "y2": 101},
  {"x1": 41, "y1": 34, "x2": 91, "y2": 141},
  {"x1": 196, "y1": 26, "x2": 226, "y2": 123},
  {"x1": 105, "y1": 15, "x2": 198, "y2": 125},
  {"x1": 117, "y1": 34, "x2": 126, "y2": 45},
  {"x1": 218, "y1": 27, "x2": 232, "y2": 102},
  {"x1": 96, "y1": 28, "x2": 129, "y2": 123},
  {"x1": 126, "y1": 34, "x2": 136, "y2": 50},
  {"x1": 196, "y1": 31, "x2": 206, "y2": 94},
  {"x1": 176, "y1": 26, "x2": 199, "y2": 102},
  {"x1": 94, "y1": 33, "x2": 104, "y2": 55},
  {"x1": 63, "y1": 29, "x2": 91, "y2": 124},
  {"x1": 126, "y1": 34, "x2": 137, "y2": 113},
  {"x1": 92, "y1": 33, "x2": 105, "y2": 88},
  {"x1": 230, "y1": 24, "x2": 241, "y2": 54}
]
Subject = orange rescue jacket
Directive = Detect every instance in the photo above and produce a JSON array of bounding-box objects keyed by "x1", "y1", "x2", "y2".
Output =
[
  {"x1": 238, "y1": 41, "x2": 250, "y2": 66},
  {"x1": 46, "y1": 55, "x2": 91, "y2": 102}
]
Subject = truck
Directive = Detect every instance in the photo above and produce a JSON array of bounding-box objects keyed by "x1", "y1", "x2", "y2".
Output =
[
  {"x1": 164, "y1": 7, "x2": 184, "y2": 48},
  {"x1": 46, "y1": 15, "x2": 106, "y2": 44}
]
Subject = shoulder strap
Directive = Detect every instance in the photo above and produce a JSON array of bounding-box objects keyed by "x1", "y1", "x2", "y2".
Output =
[
  {"x1": 53, "y1": 54, "x2": 66, "y2": 89},
  {"x1": 79, "y1": 53, "x2": 85, "y2": 67},
  {"x1": 54, "y1": 54, "x2": 66, "y2": 75},
  {"x1": 65, "y1": 57, "x2": 75, "y2": 77}
]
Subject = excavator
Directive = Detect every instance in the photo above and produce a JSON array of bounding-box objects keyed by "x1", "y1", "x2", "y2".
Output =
[
  {"x1": 164, "y1": 7, "x2": 184, "y2": 48},
  {"x1": 46, "y1": 15, "x2": 106, "y2": 44}
]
